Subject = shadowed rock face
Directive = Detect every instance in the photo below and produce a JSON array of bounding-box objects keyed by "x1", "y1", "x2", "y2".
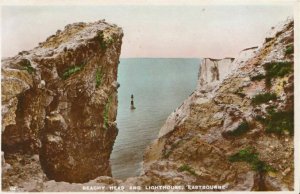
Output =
[{"x1": 2, "y1": 20, "x2": 123, "y2": 183}]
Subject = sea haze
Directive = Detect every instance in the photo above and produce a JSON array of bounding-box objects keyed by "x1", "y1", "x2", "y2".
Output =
[{"x1": 111, "y1": 58, "x2": 200, "y2": 179}]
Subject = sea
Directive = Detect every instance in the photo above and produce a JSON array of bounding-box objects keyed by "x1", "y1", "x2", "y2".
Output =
[{"x1": 110, "y1": 58, "x2": 200, "y2": 179}]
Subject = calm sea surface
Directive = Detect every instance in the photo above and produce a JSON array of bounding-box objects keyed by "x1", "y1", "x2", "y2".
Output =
[{"x1": 111, "y1": 58, "x2": 200, "y2": 179}]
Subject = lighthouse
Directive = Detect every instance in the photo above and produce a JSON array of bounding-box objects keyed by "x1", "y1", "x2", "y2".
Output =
[{"x1": 130, "y1": 94, "x2": 136, "y2": 110}]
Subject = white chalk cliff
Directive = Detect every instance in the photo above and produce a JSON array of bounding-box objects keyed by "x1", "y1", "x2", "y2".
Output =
[{"x1": 158, "y1": 46, "x2": 258, "y2": 138}]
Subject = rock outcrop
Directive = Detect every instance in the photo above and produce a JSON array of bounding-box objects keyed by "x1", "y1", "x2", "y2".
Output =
[
  {"x1": 144, "y1": 18, "x2": 294, "y2": 191},
  {"x1": 2, "y1": 20, "x2": 123, "y2": 186}
]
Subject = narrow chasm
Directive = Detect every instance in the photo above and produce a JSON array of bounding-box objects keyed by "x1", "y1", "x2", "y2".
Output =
[{"x1": 110, "y1": 58, "x2": 200, "y2": 179}]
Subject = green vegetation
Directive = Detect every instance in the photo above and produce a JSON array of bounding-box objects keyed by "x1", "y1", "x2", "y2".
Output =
[
  {"x1": 95, "y1": 69, "x2": 103, "y2": 88},
  {"x1": 263, "y1": 61, "x2": 293, "y2": 88},
  {"x1": 62, "y1": 64, "x2": 83, "y2": 80},
  {"x1": 255, "y1": 109, "x2": 293, "y2": 136},
  {"x1": 178, "y1": 164, "x2": 197, "y2": 176},
  {"x1": 285, "y1": 44, "x2": 294, "y2": 55},
  {"x1": 20, "y1": 59, "x2": 36, "y2": 74},
  {"x1": 250, "y1": 62, "x2": 293, "y2": 88},
  {"x1": 106, "y1": 37, "x2": 114, "y2": 45},
  {"x1": 251, "y1": 74, "x2": 265, "y2": 81},
  {"x1": 266, "y1": 105, "x2": 276, "y2": 115},
  {"x1": 103, "y1": 97, "x2": 112, "y2": 129},
  {"x1": 265, "y1": 111, "x2": 294, "y2": 135},
  {"x1": 264, "y1": 61, "x2": 293, "y2": 77},
  {"x1": 98, "y1": 32, "x2": 106, "y2": 49},
  {"x1": 227, "y1": 121, "x2": 250, "y2": 136},
  {"x1": 98, "y1": 32, "x2": 114, "y2": 50},
  {"x1": 229, "y1": 147, "x2": 275, "y2": 172},
  {"x1": 252, "y1": 93, "x2": 277, "y2": 105},
  {"x1": 255, "y1": 115, "x2": 267, "y2": 124}
]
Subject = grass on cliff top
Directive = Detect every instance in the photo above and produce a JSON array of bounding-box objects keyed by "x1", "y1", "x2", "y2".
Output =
[
  {"x1": 263, "y1": 61, "x2": 293, "y2": 88},
  {"x1": 20, "y1": 59, "x2": 36, "y2": 74},
  {"x1": 62, "y1": 64, "x2": 84, "y2": 80},
  {"x1": 252, "y1": 92, "x2": 277, "y2": 105},
  {"x1": 226, "y1": 121, "x2": 250, "y2": 137},
  {"x1": 229, "y1": 147, "x2": 275, "y2": 172},
  {"x1": 178, "y1": 164, "x2": 197, "y2": 176}
]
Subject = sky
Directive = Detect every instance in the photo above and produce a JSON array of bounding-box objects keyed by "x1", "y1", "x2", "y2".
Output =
[{"x1": 1, "y1": 4, "x2": 294, "y2": 58}]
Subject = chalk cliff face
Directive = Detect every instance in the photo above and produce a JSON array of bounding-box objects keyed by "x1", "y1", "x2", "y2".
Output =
[
  {"x1": 2, "y1": 20, "x2": 123, "y2": 185},
  {"x1": 198, "y1": 58, "x2": 234, "y2": 89},
  {"x1": 144, "y1": 18, "x2": 294, "y2": 191},
  {"x1": 158, "y1": 48, "x2": 258, "y2": 139}
]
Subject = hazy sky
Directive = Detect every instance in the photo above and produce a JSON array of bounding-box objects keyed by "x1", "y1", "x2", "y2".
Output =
[{"x1": 1, "y1": 4, "x2": 294, "y2": 58}]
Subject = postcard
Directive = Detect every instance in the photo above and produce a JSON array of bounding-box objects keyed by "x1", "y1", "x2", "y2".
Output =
[{"x1": 1, "y1": 0, "x2": 299, "y2": 193}]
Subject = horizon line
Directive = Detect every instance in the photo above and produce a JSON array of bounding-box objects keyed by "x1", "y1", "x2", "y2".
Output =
[{"x1": 120, "y1": 57, "x2": 201, "y2": 59}]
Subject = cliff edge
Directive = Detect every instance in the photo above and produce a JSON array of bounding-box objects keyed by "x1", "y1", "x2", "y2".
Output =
[{"x1": 2, "y1": 20, "x2": 123, "y2": 187}]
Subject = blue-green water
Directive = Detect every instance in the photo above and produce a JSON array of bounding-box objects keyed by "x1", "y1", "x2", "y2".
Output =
[{"x1": 111, "y1": 58, "x2": 200, "y2": 179}]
